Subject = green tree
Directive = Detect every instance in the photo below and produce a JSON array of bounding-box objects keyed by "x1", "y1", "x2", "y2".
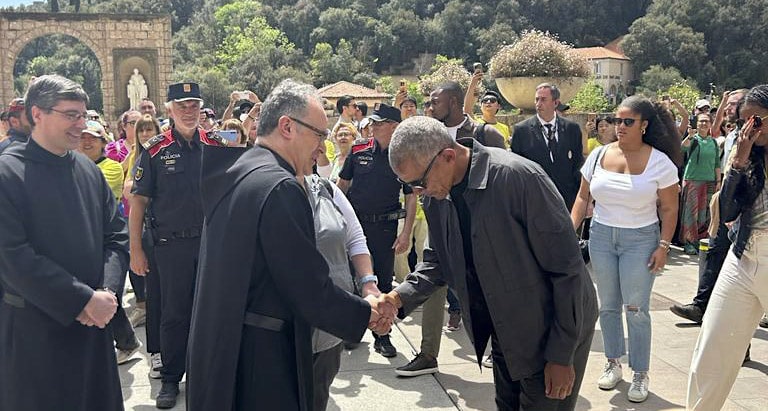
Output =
[
  {"x1": 636, "y1": 65, "x2": 687, "y2": 96},
  {"x1": 661, "y1": 80, "x2": 702, "y2": 112},
  {"x1": 310, "y1": 40, "x2": 364, "y2": 86},
  {"x1": 14, "y1": 35, "x2": 102, "y2": 111},
  {"x1": 569, "y1": 79, "x2": 611, "y2": 113}
]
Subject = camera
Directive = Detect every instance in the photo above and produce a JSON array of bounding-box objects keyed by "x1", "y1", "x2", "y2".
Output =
[
  {"x1": 399, "y1": 79, "x2": 407, "y2": 92},
  {"x1": 754, "y1": 115, "x2": 763, "y2": 129},
  {"x1": 473, "y1": 62, "x2": 483, "y2": 74}
]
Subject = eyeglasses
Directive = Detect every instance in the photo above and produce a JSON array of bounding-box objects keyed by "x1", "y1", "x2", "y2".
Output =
[
  {"x1": 124, "y1": 120, "x2": 138, "y2": 126},
  {"x1": 609, "y1": 117, "x2": 638, "y2": 127},
  {"x1": 481, "y1": 97, "x2": 498, "y2": 104},
  {"x1": 397, "y1": 148, "x2": 446, "y2": 189},
  {"x1": 288, "y1": 116, "x2": 329, "y2": 141},
  {"x1": 80, "y1": 134, "x2": 105, "y2": 141},
  {"x1": 48, "y1": 108, "x2": 89, "y2": 122}
]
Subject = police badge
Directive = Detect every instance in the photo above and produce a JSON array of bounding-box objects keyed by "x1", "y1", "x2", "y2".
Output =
[{"x1": 135, "y1": 166, "x2": 144, "y2": 181}]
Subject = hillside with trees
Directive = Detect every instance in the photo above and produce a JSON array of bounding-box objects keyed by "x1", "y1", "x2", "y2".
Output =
[{"x1": 5, "y1": 0, "x2": 765, "y2": 113}]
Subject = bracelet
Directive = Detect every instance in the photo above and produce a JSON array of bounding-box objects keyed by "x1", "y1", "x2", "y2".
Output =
[
  {"x1": 658, "y1": 240, "x2": 671, "y2": 251},
  {"x1": 358, "y1": 274, "x2": 378, "y2": 285},
  {"x1": 248, "y1": 115, "x2": 257, "y2": 121}
]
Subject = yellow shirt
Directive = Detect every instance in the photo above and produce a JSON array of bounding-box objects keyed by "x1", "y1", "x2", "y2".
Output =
[
  {"x1": 587, "y1": 138, "x2": 603, "y2": 154},
  {"x1": 97, "y1": 157, "x2": 125, "y2": 201},
  {"x1": 476, "y1": 117, "x2": 510, "y2": 148}
]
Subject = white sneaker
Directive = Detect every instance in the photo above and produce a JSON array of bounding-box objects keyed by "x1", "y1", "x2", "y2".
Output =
[
  {"x1": 597, "y1": 360, "x2": 623, "y2": 390},
  {"x1": 628, "y1": 372, "x2": 649, "y2": 402},
  {"x1": 148, "y1": 352, "x2": 163, "y2": 379},
  {"x1": 482, "y1": 355, "x2": 493, "y2": 368},
  {"x1": 116, "y1": 341, "x2": 142, "y2": 365}
]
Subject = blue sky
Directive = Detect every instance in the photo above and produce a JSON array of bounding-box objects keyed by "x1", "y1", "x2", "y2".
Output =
[{"x1": 0, "y1": 1, "x2": 33, "y2": 6}]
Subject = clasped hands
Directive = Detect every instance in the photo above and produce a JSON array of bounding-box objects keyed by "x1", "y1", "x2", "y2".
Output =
[
  {"x1": 76, "y1": 290, "x2": 118, "y2": 329},
  {"x1": 364, "y1": 292, "x2": 400, "y2": 335}
]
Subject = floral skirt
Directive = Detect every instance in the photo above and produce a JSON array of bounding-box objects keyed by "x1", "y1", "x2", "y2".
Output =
[{"x1": 679, "y1": 180, "x2": 717, "y2": 244}]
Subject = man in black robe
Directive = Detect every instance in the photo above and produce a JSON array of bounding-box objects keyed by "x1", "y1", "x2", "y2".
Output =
[
  {"x1": 0, "y1": 75, "x2": 128, "y2": 410},
  {"x1": 187, "y1": 79, "x2": 393, "y2": 410}
]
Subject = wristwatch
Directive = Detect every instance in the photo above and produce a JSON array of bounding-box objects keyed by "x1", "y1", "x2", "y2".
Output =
[{"x1": 358, "y1": 275, "x2": 378, "y2": 286}]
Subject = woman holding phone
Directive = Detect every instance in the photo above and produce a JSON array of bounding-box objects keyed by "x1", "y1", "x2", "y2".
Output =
[{"x1": 687, "y1": 85, "x2": 768, "y2": 409}]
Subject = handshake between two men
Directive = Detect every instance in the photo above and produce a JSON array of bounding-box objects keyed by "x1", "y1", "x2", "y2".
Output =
[{"x1": 364, "y1": 292, "x2": 402, "y2": 335}]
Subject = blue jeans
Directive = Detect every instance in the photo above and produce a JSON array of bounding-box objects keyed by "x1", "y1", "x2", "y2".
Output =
[{"x1": 589, "y1": 221, "x2": 659, "y2": 372}]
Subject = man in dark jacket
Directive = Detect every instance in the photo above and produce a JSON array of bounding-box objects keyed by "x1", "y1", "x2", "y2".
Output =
[
  {"x1": 0, "y1": 75, "x2": 127, "y2": 411},
  {"x1": 511, "y1": 83, "x2": 584, "y2": 210},
  {"x1": 186, "y1": 79, "x2": 393, "y2": 411},
  {"x1": 383, "y1": 116, "x2": 597, "y2": 410}
]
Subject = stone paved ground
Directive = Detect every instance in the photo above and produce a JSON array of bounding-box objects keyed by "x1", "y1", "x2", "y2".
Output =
[{"x1": 119, "y1": 249, "x2": 768, "y2": 410}]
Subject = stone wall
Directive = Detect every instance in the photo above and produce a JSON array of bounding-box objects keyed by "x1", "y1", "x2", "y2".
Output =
[{"x1": 0, "y1": 12, "x2": 172, "y2": 123}]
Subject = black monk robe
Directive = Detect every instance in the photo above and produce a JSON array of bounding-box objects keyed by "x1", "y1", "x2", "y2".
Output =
[
  {"x1": 0, "y1": 138, "x2": 128, "y2": 411},
  {"x1": 187, "y1": 145, "x2": 371, "y2": 411}
]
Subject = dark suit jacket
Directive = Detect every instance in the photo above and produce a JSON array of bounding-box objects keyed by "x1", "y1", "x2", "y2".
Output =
[
  {"x1": 394, "y1": 141, "x2": 597, "y2": 380},
  {"x1": 511, "y1": 115, "x2": 584, "y2": 210}
]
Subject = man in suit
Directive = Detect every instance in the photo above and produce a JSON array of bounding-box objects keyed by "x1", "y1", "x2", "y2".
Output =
[{"x1": 511, "y1": 83, "x2": 584, "y2": 210}]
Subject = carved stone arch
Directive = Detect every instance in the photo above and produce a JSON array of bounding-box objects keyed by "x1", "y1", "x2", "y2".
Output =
[
  {"x1": 0, "y1": 12, "x2": 172, "y2": 124},
  {"x1": 5, "y1": 24, "x2": 108, "y2": 112}
]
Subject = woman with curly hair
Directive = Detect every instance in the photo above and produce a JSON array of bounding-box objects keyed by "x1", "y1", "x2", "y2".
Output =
[
  {"x1": 687, "y1": 85, "x2": 768, "y2": 409},
  {"x1": 571, "y1": 95, "x2": 681, "y2": 403}
]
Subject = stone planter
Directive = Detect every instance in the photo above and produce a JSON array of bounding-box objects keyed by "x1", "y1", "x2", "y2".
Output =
[{"x1": 496, "y1": 77, "x2": 587, "y2": 112}]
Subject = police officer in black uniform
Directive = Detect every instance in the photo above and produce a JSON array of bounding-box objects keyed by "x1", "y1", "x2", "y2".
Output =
[
  {"x1": 337, "y1": 103, "x2": 416, "y2": 357},
  {"x1": 129, "y1": 82, "x2": 224, "y2": 409}
]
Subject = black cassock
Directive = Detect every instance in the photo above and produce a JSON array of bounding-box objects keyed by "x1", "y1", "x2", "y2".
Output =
[
  {"x1": 0, "y1": 138, "x2": 128, "y2": 410},
  {"x1": 187, "y1": 145, "x2": 370, "y2": 410}
]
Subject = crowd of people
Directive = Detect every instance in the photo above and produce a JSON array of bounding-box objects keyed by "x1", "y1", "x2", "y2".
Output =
[{"x1": 0, "y1": 71, "x2": 767, "y2": 411}]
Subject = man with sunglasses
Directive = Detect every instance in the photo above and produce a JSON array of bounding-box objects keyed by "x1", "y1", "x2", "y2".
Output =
[
  {"x1": 129, "y1": 82, "x2": 225, "y2": 409},
  {"x1": 337, "y1": 103, "x2": 417, "y2": 358},
  {"x1": 511, "y1": 83, "x2": 584, "y2": 210},
  {"x1": 0, "y1": 74, "x2": 129, "y2": 410},
  {"x1": 0, "y1": 98, "x2": 30, "y2": 153},
  {"x1": 383, "y1": 116, "x2": 597, "y2": 410}
]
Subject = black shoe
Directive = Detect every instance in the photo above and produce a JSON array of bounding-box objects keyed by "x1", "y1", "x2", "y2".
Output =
[
  {"x1": 670, "y1": 303, "x2": 703, "y2": 324},
  {"x1": 156, "y1": 382, "x2": 179, "y2": 409},
  {"x1": 743, "y1": 344, "x2": 751, "y2": 365},
  {"x1": 373, "y1": 334, "x2": 397, "y2": 358},
  {"x1": 395, "y1": 353, "x2": 438, "y2": 377}
]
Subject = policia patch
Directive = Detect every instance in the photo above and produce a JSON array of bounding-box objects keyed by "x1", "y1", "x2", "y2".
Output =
[{"x1": 134, "y1": 166, "x2": 144, "y2": 181}]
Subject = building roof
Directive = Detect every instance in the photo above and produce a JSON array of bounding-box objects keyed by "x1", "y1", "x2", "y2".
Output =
[
  {"x1": 573, "y1": 46, "x2": 630, "y2": 61},
  {"x1": 317, "y1": 81, "x2": 391, "y2": 99},
  {"x1": 604, "y1": 36, "x2": 626, "y2": 54}
]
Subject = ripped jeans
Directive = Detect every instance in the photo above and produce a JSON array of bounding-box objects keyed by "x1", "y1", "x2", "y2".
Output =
[{"x1": 590, "y1": 221, "x2": 659, "y2": 372}]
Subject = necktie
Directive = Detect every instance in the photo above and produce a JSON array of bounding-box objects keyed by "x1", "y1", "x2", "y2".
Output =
[{"x1": 544, "y1": 124, "x2": 556, "y2": 162}]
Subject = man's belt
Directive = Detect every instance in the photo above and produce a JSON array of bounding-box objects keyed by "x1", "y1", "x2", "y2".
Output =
[
  {"x1": 358, "y1": 209, "x2": 407, "y2": 223},
  {"x1": 2, "y1": 292, "x2": 25, "y2": 308},
  {"x1": 156, "y1": 226, "x2": 202, "y2": 241},
  {"x1": 244, "y1": 312, "x2": 286, "y2": 332}
]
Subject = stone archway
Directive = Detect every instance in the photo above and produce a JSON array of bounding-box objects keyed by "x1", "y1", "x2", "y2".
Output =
[{"x1": 0, "y1": 12, "x2": 172, "y2": 123}]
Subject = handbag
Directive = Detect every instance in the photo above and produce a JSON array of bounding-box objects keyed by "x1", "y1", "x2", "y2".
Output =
[{"x1": 579, "y1": 146, "x2": 604, "y2": 263}]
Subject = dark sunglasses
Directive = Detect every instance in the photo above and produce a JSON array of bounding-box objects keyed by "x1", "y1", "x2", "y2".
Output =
[
  {"x1": 609, "y1": 117, "x2": 638, "y2": 127},
  {"x1": 481, "y1": 97, "x2": 498, "y2": 104},
  {"x1": 397, "y1": 148, "x2": 446, "y2": 189}
]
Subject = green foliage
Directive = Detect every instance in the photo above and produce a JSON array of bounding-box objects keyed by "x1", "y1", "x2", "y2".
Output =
[
  {"x1": 661, "y1": 81, "x2": 703, "y2": 112},
  {"x1": 310, "y1": 40, "x2": 366, "y2": 86},
  {"x1": 569, "y1": 79, "x2": 611, "y2": 113},
  {"x1": 13, "y1": 35, "x2": 102, "y2": 110},
  {"x1": 636, "y1": 65, "x2": 686, "y2": 96}
]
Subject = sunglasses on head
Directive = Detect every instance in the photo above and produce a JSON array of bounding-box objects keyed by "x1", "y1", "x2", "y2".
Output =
[
  {"x1": 609, "y1": 117, "x2": 637, "y2": 127},
  {"x1": 481, "y1": 97, "x2": 498, "y2": 104}
]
